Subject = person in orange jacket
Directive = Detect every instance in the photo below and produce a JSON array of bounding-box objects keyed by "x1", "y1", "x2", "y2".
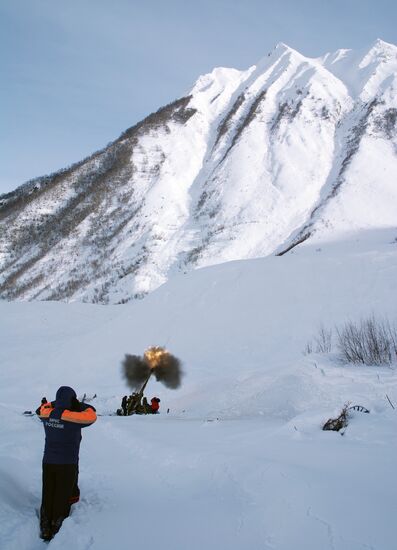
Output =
[
  {"x1": 150, "y1": 397, "x2": 160, "y2": 413},
  {"x1": 37, "y1": 386, "x2": 97, "y2": 541}
]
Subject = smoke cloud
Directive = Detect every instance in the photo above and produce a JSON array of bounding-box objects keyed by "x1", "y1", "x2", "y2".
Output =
[
  {"x1": 122, "y1": 354, "x2": 151, "y2": 389},
  {"x1": 152, "y1": 353, "x2": 183, "y2": 389},
  {"x1": 122, "y1": 349, "x2": 183, "y2": 390}
]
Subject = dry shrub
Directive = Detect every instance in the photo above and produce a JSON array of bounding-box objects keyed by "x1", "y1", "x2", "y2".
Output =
[
  {"x1": 337, "y1": 316, "x2": 397, "y2": 366},
  {"x1": 323, "y1": 403, "x2": 350, "y2": 432}
]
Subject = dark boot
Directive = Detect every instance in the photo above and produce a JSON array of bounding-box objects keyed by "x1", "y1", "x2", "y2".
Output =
[
  {"x1": 39, "y1": 516, "x2": 52, "y2": 541},
  {"x1": 51, "y1": 517, "x2": 64, "y2": 537}
]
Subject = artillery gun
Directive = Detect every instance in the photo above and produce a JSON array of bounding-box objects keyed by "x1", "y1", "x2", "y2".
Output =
[
  {"x1": 124, "y1": 373, "x2": 152, "y2": 415},
  {"x1": 118, "y1": 346, "x2": 182, "y2": 416}
]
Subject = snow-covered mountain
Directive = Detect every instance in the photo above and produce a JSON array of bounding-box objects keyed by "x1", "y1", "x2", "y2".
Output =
[{"x1": 1, "y1": 39, "x2": 396, "y2": 304}]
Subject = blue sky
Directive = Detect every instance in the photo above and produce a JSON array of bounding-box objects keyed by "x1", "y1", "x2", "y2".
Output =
[{"x1": 1, "y1": 0, "x2": 396, "y2": 194}]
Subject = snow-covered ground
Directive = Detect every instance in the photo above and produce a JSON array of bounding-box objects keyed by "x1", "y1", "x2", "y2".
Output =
[{"x1": 1, "y1": 229, "x2": 397, "y2": 549}]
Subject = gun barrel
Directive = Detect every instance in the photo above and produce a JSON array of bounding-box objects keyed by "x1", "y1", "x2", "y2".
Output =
[{"x1": 138, "y1": 372, "x2": 152, "y2": 396}]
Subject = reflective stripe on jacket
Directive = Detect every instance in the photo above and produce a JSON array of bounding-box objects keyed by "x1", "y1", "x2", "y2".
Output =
[{"x1": 38, "y1": 401, "x2": 97, "y2": 464}]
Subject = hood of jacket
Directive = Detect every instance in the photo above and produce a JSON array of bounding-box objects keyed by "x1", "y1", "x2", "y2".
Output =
[{"x1": 55, "y1": 386, "x2": 77, "y2": 409}]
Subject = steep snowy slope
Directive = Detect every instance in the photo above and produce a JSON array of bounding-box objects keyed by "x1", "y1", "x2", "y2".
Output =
[
  {"x1": 0, "y1": 40, "x2": 396, "y2": 303},
  {"x1": 1, "y1": 229, "x2": 397, "y2": 549},
  {"x1": 284, "y1": 39, "x2": 397, "y2": 249}
]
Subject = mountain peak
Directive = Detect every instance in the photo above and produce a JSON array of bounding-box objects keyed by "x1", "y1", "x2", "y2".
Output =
[
  {"x1": 274, "y1": 41, "x2": 291, "y2": 52},
  {"x1": 269, "y1": 42, "x2": 299, "y2": 58},
  {"x1": 370, "y1": 38, "x2": 397, "y2": 52},
  {"x1": 360, "y1": 38, "x2": 397, "y2": 63},
  {"x1": 255, "y1": 42, "x2": 304, "y2": 71},
  {"x1": 357, "y1": 38, "x2": 397, "y2": 75}
]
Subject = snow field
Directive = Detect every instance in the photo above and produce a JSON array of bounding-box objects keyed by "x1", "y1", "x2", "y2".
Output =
[
  {"x1": 1, "y1": 408, "x2": 396, "y2": 550},
  {"x1": 1, "y1": 228, "x2": 397, "y2": 549}
]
